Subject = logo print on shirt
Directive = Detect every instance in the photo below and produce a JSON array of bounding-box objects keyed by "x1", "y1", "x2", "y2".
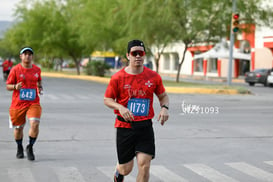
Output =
[
  {"x1": 20, "y1": 74, "x2": 25, "y2": 79},
  {"x1": 145, "y1": 80, "x2": 153, "y2": 87},
  {"x1": 34, "y1": 73, "x2": 39, "y2": 78},
  {"x1": 124, "y1": 84, "x2": 131, "y2": 89}
]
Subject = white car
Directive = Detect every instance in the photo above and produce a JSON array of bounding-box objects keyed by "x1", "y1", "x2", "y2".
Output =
[{"x1": 267, "y1": 71, "x2": 273, "y2": 87}]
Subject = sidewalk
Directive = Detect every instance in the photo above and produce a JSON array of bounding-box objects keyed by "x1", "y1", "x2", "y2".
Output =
[
  {"x1": 41, "y1": 72, "x2": 248, "y2": 95},
  {"x1": 160, "y1": 73, "x2": 245, "y2": 84}
]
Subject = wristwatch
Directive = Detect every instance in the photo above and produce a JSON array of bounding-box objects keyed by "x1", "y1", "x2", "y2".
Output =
[{"x1": 161, "y1": 105, "x2": 169, "y2": 110}]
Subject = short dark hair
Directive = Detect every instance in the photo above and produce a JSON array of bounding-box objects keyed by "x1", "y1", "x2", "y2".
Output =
[{"x1": 127, "y1": 40, "x2": 145, "y2": 53}]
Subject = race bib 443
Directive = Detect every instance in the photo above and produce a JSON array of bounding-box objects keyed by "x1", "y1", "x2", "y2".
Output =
[{"x1": 127, "y1": 98, "x2": 150, "y2": 116}]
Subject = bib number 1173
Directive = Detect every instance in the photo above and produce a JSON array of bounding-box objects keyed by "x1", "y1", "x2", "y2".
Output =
[{"x1": 127, "y1": 98, "x2": 150, "y2": 116}]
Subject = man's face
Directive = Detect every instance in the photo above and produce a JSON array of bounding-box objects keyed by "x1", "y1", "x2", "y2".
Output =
[
  {"x1": 20, "y1": 51, "x2": 33, "y2": 64},
  {"x1": 127, "y1": 46, "x2": 145, "y2": 67}
]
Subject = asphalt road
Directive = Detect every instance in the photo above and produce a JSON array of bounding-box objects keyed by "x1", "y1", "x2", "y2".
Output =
[{"x1": 0, "y1": 75, "x2": 273, "y2": 182}]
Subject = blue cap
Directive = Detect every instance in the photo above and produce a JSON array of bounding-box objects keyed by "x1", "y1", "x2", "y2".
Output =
[{"x1": 20, "y1": 47, "x2": 34, "y2": 54}]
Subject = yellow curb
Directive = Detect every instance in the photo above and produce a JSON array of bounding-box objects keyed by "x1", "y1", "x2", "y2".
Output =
[
  {"x1": 42, "y1": 72, "x2": 240, "y2": 95},
  {"x1": 165, "y1": 87, "x2": 239, "y2": 94},
  {"x1": 42, "y1": 72, "x2": 110, "y2": 84}
]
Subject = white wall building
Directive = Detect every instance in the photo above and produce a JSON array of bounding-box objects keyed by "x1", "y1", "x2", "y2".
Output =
[{"x1": 151, "y1": 24, "x2": 273, "y2": 79}]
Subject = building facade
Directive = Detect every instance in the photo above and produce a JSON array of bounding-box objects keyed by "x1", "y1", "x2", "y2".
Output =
[{"x1": 151, "y1": 24, "x2": 273, "y2": 79}]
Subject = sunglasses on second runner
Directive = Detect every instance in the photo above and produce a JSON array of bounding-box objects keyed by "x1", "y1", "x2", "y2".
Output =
[{"x1": 130, "y1": 50, "x2": 146, "y2": 57}]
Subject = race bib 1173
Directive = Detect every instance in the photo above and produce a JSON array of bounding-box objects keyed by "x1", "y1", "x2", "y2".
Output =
[{"x1": 127, "y1": 98, "x2": 150, "y2": 116}]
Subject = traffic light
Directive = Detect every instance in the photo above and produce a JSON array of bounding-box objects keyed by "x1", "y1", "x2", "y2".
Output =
[{"x1": 232, "y1": 13, "x2": 240, "y2": 33}]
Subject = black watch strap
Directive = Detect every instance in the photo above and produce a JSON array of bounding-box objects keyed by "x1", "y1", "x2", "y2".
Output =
[{"x1": 161, "y1": 105, "x2": 169, "y2": 110}]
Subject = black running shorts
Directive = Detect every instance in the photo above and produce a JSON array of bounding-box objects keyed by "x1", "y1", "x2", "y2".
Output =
[{"x1": 116, "y1": 120, "x2": 155, "y2": 164}]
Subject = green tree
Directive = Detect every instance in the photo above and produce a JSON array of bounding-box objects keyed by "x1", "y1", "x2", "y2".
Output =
[
  {"x1": 6, "y1": 0, "x2": 86, "y2": 74},
  {"x1": 2, "y1": 0, "x2": 273, "y2": 81},
  {"x1": 107, "y1": 0, "x2": 175, "y2": 73},
  {"x1": 170, "y1": 0, "x2": 273, "y2": 82},
  {"x1": 121, "y1": 0, "x2": 273, "y2": 82},
  {"x1": 78, "y1": 0, "x2": 126, "y2": 55}
]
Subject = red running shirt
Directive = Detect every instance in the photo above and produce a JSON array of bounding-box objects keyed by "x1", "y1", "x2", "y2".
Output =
[
  {"x1": 2, "y1": 60, "x2": 13, "y2": 71},
  {"x1": 105, "y1": 67, "x2": 165, "y2": 128},
  {"x1": 6, "y1": 64, "x2": 42, "y2": 109}
]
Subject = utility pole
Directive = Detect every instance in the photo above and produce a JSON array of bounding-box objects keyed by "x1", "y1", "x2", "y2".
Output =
[{"x1": 228, "y1": 0, "x2": 237, "y2": 86}]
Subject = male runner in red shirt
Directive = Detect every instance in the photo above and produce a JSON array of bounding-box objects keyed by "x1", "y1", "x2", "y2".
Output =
[
  {"x1": 104, "y1": 40, "x2": 169, "y2": 182},
  {"x1": 6, "y1": 47, "x2": 43, "y2": 161}
]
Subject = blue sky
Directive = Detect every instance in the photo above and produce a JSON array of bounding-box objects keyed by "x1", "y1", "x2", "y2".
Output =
[{"x1": 0, "y1": 0, "x2": 20, "y2": 21}]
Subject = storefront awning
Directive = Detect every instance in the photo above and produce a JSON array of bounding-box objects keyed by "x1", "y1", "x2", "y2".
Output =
[{"x1": 193, "y1": 41, "x2": 251, "y2": 60}]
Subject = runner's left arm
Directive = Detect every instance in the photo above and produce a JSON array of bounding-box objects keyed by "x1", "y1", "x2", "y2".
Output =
[
  {"x1": 37, "y1": 80, "x2": 43, "y2": 94},
  {"x1": 157, "y1": 92, "x2": 169, "y2": 125}
]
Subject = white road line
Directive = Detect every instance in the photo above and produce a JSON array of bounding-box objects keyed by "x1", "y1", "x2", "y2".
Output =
[
  {"x1": 150, "y1": 165, "x2": 188, "y2": 182},
  {"x1": 184, "y1": 163, "x2": 239, "y2": 182},
  {"x1": 55, "y1": 167, "x2": 86, "y2": 182},
  {"x1": 265, "y1": 161, "x2": 273, "y2": 166},
  {"x1": 8, "y1": 168, "x2": 36, "y2": 182},
  {"x1": 76, "y1": 95, "x2": 90, "y2": 99},
  {"x1": 46, "y1": 94, "x2": 59, "y2": 100},
  {"x1": 97, "y1": 166, "x2": 135, "y2": 182},
  {"x1": 60, "y1": 94, "x2": 74, "y2": 100},
  {"x1": 226, "y1": 162, "x2": 273, "y2": 182}
]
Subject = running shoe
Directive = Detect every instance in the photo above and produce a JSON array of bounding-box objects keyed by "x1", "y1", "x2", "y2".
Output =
[
  {"x1": 26, "y1": 144, "x2": 35, "y2": 161},
  {"x1": 114, "y1": 169, "x2": 124, "y2": 182},
  {"x1": 16, "y1": 145, "x2": 24, "y2": 159},
  {"x1": 114, "y1": 175, "x2": 124, "y2": 182}
]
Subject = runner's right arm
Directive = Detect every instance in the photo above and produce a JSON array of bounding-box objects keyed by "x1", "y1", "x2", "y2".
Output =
[
  {"x1": 6, "y1": 82, "x2": 22, "y2": 91},
  {"x1": 104, "y1": 97, "x2": 134, "y2": 121}
]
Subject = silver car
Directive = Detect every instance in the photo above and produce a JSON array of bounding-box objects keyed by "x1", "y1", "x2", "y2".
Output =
[
  {"x1": 245, "y1": 68, "x2": 271, "y2": 86},
  {"x1": 267, "y1": 71, "x2": 273, "y2": 87}
]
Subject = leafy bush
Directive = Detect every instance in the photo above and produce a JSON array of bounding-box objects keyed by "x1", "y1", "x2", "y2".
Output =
[
  {"x1": 40, "y1": 59, "x2": 54, "y2": 69},
  {"x1": 68, "y1": 62, "x2": 76, "y2": 68},
  {"x1": 85, "y1": 61, "x2": 111, "y2": 77}
]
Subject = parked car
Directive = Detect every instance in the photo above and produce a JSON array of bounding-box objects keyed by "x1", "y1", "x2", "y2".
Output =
[
  {"x1": 245, "y1": 68, "x2": 271, "y2": 86},
  {"x1": 267, "y1": 71, "x2": 273, "y2": 87}
]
